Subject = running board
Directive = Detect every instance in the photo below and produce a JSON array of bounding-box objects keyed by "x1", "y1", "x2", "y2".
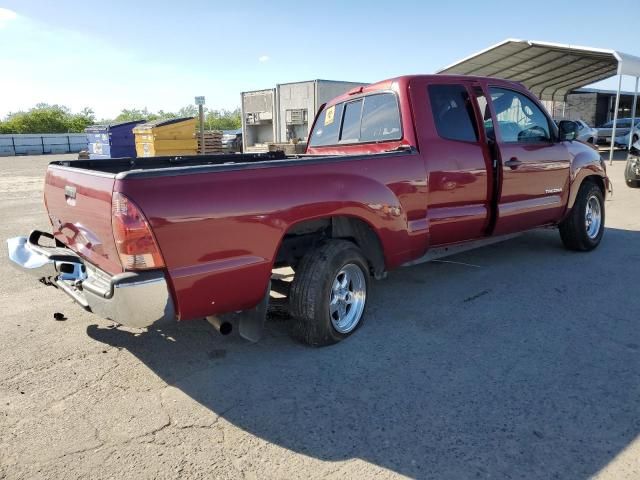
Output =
[{"x1": 402, "y1": 233, "x2": 522, "y2": 267}]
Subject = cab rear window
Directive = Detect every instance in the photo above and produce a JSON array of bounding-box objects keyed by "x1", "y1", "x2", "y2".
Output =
[
  {"x1": 341, "y1": 100, "x2": 363, "y2": 143},
  {"x1": 309, "y1": 103, "x2": 345, "y2": 147},
  {"x1": 309, "y1": 93, "x2": 401, "y2": 147}
]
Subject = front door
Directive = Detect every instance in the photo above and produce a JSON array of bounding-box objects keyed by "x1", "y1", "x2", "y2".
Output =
[{"x1": 487, "y1": 86, "x2": 571, "y2": 235}]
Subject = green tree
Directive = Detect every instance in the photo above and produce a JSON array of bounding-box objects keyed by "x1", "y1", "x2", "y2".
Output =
[
  {"x1": 178, "y1": 105, "x2": 197, "y2": 117},
  {"x1": 0, "y1": 104, "x2": 95, "y2": 133},
  {"x1": 114, "y1": 108, "x2": 183, "y2": 123},
  {"x1": 67, "y1": 107, "x2": 95, "y2": 132},
  {"x1": 205, "y1": 108, "x2": 241, "y2": 130},
  {"x1": 156, "y1": 110, "x2": 178, "y2": 120},
  {"x1": 114, "y1": 108, "x2": 153, "y2": 122},
  {"x1": 0, "y1": 104, "x2": 242, "y2": 133}
]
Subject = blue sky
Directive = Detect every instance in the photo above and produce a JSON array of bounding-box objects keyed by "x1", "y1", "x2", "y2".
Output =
[{"x1": 1, "y1": 0, "x2": 638, "y2": 119}]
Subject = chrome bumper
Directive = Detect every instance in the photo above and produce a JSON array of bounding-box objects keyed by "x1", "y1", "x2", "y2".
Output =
[{"x1": 7, "y1": 231, "x2": 175, "y2": 328}]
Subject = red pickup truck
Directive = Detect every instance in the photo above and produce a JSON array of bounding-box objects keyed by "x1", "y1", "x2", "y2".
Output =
[{"x1": 8, "y1": 75, "x2": 609, "y2": 346}]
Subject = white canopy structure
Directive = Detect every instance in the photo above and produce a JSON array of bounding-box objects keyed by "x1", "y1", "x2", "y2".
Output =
[{"x1": 438, "y1": 39, "x2": 640, "y2": 163}]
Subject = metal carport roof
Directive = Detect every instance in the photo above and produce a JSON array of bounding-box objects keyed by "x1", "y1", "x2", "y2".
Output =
[{"x1": 437, "y1": 39, "x2": 640, "y2": 102}]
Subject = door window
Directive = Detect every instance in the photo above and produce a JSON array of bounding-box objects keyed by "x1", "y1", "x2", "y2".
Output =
[
  {"x1": 428, "y1": 84, "x2": 478, "y2": 142},
  {"x1": 489, "y1": 88, "x2": 551, "y2": 143}
]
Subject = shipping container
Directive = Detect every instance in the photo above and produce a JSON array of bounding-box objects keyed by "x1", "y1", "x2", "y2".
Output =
[
  {"x1": 85, "y1": 120, "x2": 145, "y2": 159},
  {"x1": 276, "y1": 80, "x2": 366, "y2": 144},
  {"x1": 133, "y1": 117, "x2": 197, "y2": 157},
  {"x1": 241, "y1": 89, "x2": 276, "y2": 152}
]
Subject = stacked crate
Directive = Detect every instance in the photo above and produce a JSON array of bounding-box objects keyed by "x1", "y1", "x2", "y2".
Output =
[
  {"x1": 133, "y1": 117, "x2": 197, "y2": 157},
  {"x1": 197, "y1": 131, "x2": 224, "y2": 154}
]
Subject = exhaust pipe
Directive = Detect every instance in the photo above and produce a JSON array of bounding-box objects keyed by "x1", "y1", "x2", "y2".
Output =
[{"x1": 206, "y1": 315, "x2": 233, "y2": 335}]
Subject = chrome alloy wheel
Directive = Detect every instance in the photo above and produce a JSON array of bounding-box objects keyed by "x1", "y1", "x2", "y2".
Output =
[
  {"x1": 585, "y1": 194, "x2": 602, "y2": 239},
  {"x1": 329, "y1": 263, "x2": 366, "y2": 334}
]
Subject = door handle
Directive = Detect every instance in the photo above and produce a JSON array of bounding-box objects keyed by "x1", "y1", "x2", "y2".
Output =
[{"x1": 504, "y1": 157, "x2": 523, "y2": 169}]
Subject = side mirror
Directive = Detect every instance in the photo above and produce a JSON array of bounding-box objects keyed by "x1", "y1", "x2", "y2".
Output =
[{"x1": 558, "y1": 120, "x2": 578, "y2": 142}]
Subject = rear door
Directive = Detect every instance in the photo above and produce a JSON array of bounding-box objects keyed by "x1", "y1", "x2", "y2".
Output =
[
  {"x1": 413, "y1": 78, "x2": 493, "y2": 245},
  {"x1": 486, "y1": 86, "x2": 571, "y2": 235},
  {"x1": 44, "y1": 166, "x2": 122, "y2": 274}
]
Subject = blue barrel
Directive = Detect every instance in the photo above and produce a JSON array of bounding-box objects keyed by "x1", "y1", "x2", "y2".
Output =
[{"x1": 85, "y1": 120, "x2": 145, "y2": 159}]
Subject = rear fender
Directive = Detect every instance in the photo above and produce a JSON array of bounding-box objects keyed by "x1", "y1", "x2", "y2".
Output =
[
  {"x1": 273, "y1": 174, "x2": 413, "y2": 270},
  {"x1": 146, "y1": 171, "x2": 416, "y2": 321}
]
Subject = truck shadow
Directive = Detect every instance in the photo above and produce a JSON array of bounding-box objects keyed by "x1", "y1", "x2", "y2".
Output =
[{"x1": 87, "y1": 227, "x2": 640, "y2": 478}]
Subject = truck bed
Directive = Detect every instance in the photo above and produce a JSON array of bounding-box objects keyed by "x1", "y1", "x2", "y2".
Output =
[
  {"x1": 50, "y1": 151, "x2": 291, "y2": 175},
  {"x1": 49, "y1": 149, "x2": 406, "y2": 179}
]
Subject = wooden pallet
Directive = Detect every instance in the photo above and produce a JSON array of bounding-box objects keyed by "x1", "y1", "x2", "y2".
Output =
[{"x1": 197, "y1": 130, "x2": 224, "y2": 154}]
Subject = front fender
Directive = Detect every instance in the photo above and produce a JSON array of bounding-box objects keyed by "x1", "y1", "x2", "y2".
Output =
[{"x1": 565, "y1": 142, "x2": 608, "y2": 212}]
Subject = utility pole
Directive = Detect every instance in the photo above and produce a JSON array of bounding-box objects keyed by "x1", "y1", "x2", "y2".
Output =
[{"x1": 195, "y1": 96, "x2": 205, "y2": 155}]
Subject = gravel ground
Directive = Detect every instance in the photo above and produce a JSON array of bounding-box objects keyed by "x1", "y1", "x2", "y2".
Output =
[{"x1": 0, "y1": 153, "x2": 638, "y2": 480}]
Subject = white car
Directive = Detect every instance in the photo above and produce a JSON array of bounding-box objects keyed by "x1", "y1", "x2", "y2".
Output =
[
  {"x1": 574, "y1": 119, "x2": 598, "y2": 144},
  {"x1": 615, "y1": 124, "x2": 640, "y2": 149},
  {"x1": 597, "y1": 118, "x2": 640, "y2": 146},
  {"x1": 555, "y1": 119, "x2": 597, "y2": 144}
]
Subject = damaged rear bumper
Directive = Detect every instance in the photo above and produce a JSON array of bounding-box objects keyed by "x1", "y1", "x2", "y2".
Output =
[{"x1": 7, "y1": 231, "x2": 174, "y2": 328}]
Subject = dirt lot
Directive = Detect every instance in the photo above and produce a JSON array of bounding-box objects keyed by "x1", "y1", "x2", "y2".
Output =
[{"x1": 0, "y1": 154, "x2": 638, "y2": 479}]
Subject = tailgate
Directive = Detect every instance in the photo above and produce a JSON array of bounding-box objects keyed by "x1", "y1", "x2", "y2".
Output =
[{"x1": 44, "y1": 165, "x2": 123, "y2": 274}]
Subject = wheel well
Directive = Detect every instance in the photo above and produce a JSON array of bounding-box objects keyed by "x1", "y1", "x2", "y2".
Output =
[
  {"x1": 584, "y1": 175, "x2": 605, "y2": 196},
  {"x1": 274, "y1": 216, "x2": 385, "y2": 276}
]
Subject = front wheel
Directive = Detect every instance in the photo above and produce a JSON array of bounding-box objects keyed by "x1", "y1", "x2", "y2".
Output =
[
  {"x1": 289, "y1": 240, "x2": 370, "y2": 346},
  {"x1": 559, "y1": 181, "x2": 605, "y2": 251}
]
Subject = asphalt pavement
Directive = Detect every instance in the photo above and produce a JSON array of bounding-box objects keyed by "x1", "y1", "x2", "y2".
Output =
[{"x1": 0, "y1": 153, "x2": 638, "y2": 479}]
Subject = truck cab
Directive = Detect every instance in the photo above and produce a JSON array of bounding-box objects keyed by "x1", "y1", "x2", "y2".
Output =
[{"x1": 307, "y1": 75, "x2": 606, "y2": 244}]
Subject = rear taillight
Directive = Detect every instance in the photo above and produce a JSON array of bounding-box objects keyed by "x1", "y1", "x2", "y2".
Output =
[{"x1": 112, "y1": 192, "x2": 165, "y2": 270}]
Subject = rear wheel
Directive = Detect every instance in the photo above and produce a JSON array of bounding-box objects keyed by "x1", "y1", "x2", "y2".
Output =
[
  {"x1": 559, "y1": 181, "x2": 605, "y2": 251},
  {"x1": 289, "y1": 240, "x2": 369, "y2": 346}
]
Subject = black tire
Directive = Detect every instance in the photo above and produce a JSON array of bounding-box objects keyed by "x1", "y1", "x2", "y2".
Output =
[
  {"x1": 289, "y1": 240, "x2": 370, "y2": 346},
  {"x1": 625, "y1": 157, "x2": 640, "y2": 187},
  {"x1": 559, "y1": 181, "x2": 605, "y2": 251}
]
